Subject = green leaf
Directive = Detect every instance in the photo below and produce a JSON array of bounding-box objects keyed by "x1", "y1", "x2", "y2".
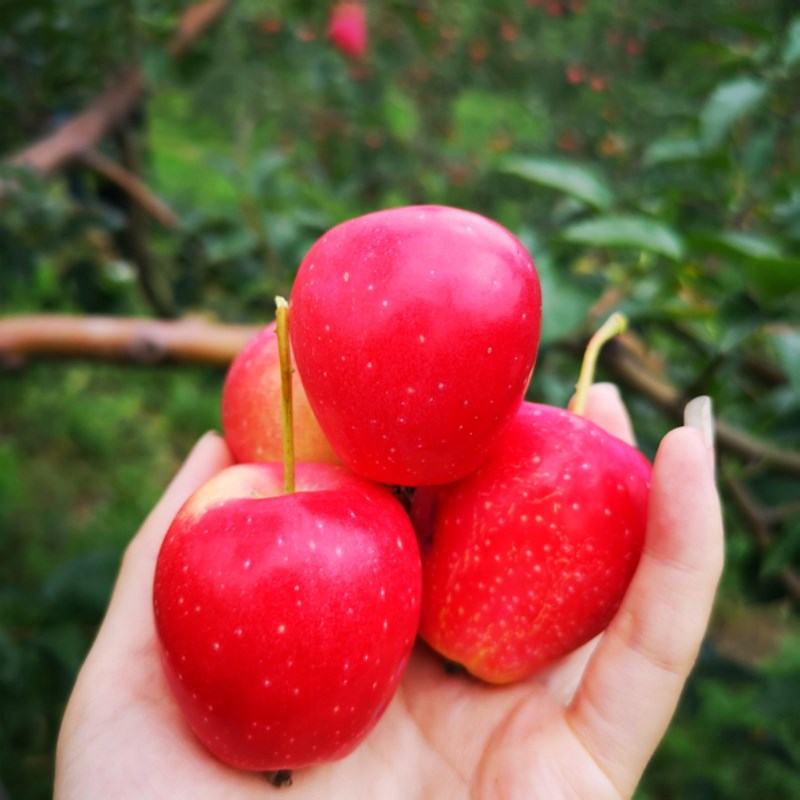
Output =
[
  {"x1": 562, "y1": 215, "x2": 685, "y2": 261},
  {"x1": 761, "y1": 518, "x2": 800, "y2": 579},
  {"x1": 783, "y1": 17, "x2": 800, "y2": 67},
  {"x1": 709, "y1": 231, "x2": 783, "y2": 259},
  {"x1": 700, "y1": 77, "x2": 768, "y2": 149},
  {"x1": 744, "y1": 257, "x2": 800, "y2": 301},
  {"x1": 643, "y1": 136, "x2": 706, "y2": 166},
  {"x1": 695, "y1": 231, "x2": 800, "y2": 300},
  {"x1": 496, "y1": 156, "x2": 614, "y2": 210},
  {"x1": 383, "y1": 85, "x2": 419, "y2": 143},
  {"x1": 769, "y1": 329, "x2": 800, "y2": 394},
  {"x1": 533, "y1": 251, "x2": 596, "y2": 345}
]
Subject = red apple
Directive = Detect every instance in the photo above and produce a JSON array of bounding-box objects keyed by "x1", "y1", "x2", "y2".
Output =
[
  {"x1": 153, "y1": 462, "x2": 422, "y2": 770},
  {"x1": 221, "y1": 322, "x2": 339, "y2": 465},
  {"x1": 412, "y1": 401, "x2": 651, "y2": 683},
  {"x1": 289, "y1": 205, "x2": 542, "y2": 487},
  {"x1": 327, "y1": 1, "x2": 368, "y2": 59}
]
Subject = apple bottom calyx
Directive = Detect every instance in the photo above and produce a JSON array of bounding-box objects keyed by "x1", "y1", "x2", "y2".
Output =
[
  {"x1": 413, "y1": 402, "x2": 651, "y2": 684},
  {"x1": 153, "y1": 462, "x2": 422, "y2": 771}
]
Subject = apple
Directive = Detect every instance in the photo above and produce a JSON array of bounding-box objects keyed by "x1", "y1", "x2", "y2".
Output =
[
  {"x1": 411, "y1": 401, "x2": 651, "y2": 683},
  {"x1": 153, "y1": 461, "x2": 422, "y2": 771},
  {"x1": 289, "y1": 205, "x2": 542, "y2": 487},
  {"x1": 327, "y1": 1, "x2": 368, "y2": 59},
  {"x1": 221, "y1": 321, "x2": 339, "y2": 465}
]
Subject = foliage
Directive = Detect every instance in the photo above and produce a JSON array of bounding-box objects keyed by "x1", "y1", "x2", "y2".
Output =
[{"x1": 1, "y1": 1, "x2": 799, "y2": 797}]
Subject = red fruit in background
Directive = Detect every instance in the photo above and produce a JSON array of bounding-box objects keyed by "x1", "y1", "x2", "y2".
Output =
[
  {"x1": 566, "y1": 63, "x2": 586, "y2": 84},
  {"x1": 153, "y1": 462, "x2": 422, "y2": 770},
  {"x1": 412, "y1": 402, "x2": 651, "y2": 683},
  {"x1": 589, "y1": 74, "x2": 610, "y2": 92},
  {"x1": 221, "y1": 321, "x2": 338, "y2": 465},
  {"x1": 328, "y1": 1, "x2": 368, "y2": 59},
  {"x1": 289, "y1": 205, "x2": 542, "y2": 487}
]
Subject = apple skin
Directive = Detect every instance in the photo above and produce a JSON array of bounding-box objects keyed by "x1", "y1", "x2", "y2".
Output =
[
  {"x1": 153, "y1": 462, "x2": 422, "y2": 771},
  {"x1": 221, "y1": 322, "x2": 339, "y2": 465},
  {"x1": 411, "y1": 402, "x2": 651, "y2": 683},
  {"x1": 327, "y1": 1, "x2": 368, "y2": 59},
  {"x1": 290, "y1": 205, "x2": 542, "y2": 487}
]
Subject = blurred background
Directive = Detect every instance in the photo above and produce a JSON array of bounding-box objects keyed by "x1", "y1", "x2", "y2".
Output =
[{"x1": 1, "y1": 1, "x2": 799, "y2": 797}]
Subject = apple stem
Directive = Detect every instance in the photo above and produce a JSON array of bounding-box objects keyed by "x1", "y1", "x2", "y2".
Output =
[
  {"x1": 571, "y1": 312, "x2": 629, "y2": 417},
  {"x1": 275, "y1": 296, "x2": 296, "y2": 494}
]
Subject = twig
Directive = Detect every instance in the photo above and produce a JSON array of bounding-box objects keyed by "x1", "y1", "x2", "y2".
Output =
[
  {"x1": 3, "y1": 0, "x2": 232, "y2": 176},
  {"x1": 7, "y1": 68, "x2": 144, "y2": 176},
  {"x1": 114, "y1": 125, "x2": 176, "y2": 318},
  {"x1": 724, "y1": 474, "x2": 800, "y2": 605},
  {"x1": 602, "y1": 336, "x2": 800, "y2": 477},
  {"x1": 78, "y1": 148, "x2": 179, "y2": 229},
  {"x1": 0, "y1": 314, "x2": 259, "y2": 367}
]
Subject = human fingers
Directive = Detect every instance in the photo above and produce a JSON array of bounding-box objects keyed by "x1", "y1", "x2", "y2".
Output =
[
  {"x1": 570, "y1": 382, "x2": 637, "y2": 447},
  {"x1": 564, "y1": 399, "x2": 723, "y2": 798}
]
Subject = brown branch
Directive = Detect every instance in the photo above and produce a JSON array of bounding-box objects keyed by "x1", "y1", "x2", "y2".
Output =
[
  {"x1": 602, "y1": 335, "x2": 800, "y2": 477},
  {"x1": 169, "y1": 0, "x2": 232, "y2": 57},
  {"x1": 724, "y1": 474, "x2": 800, "y2": 605},
  {"x1": 8, "y1": 69, "x2": 145, "y2": 176},
  {"x1": 78, "y1": 148, "x2": 179, "y2": 229},
  {"x1": 4, "y1": 0, "x2": 232, "y2": 177},
  {"x1": 114, "y1": 125, "x2": 176, "y2": 318},
  {"x1": 0, "y1": 315, "x2": 259, "y2": 367}
]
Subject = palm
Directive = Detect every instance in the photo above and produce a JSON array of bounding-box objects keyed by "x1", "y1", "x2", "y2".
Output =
[
  {"x1": 56, "y1": 387, "x2": 723, "y2": 800},
  {"x1": 61, "y1": 627, "x2": 607, "y2": 799}
]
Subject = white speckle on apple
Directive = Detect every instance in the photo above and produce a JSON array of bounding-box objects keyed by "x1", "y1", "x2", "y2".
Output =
[
  {"x1": 277, "y1": 624, "x2": 286, "y2": 634},
  {"x1": 397, "y1": 537, "x2": 404, "y2": 550},
  {"x1": 293, "y1": 688, "x2": 300, "y2": 696},
  {"x1": 263, "y1": 678, "x2": 271, "y2": 687},
  {"x1": 367, "y1": 361, "x2": 373, "y2": 368},
  {"x1": 309, "y1": 540, "x2": 317, "y2": 550},
  {"x1": 213, "y1": 642, "x2": 220, "y2": 651},
  {"x1": 368, "y1": 284, "x2": 374, "y2": 291},
  {"x1": 243, "y1": 559, "x2": 251, "y2": 569},
  {"x1": 343, "y1": 272, "x2": 349, "y2": 282},
  {"x1": 572, "y1": 503, "x2": 580, "y2": 510},
  {"x1": 487, "y1": 346, "x2": 493, "y2": 354},
  {"x1": 234, "y1": 628, "x2": 243, "y2": 637},
  {"x1": 194, "y1": 605, "x2": 201, "y2": 613},
  {"x1": 336, "y1": 546, "x2": 343, "y2": 557},
  {"x1": 382, "y1": 299, "x2": 388, "y2": 307},
  {"x1": 177, "y1": 596, "x2": 184, "y2": 605}
]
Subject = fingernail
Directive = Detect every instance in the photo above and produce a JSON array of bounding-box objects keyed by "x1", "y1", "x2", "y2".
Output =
[{"x1": 684, "y1": 396, "x2": 715, "y2": 471}]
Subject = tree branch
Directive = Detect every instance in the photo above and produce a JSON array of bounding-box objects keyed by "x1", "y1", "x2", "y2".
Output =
[
  {"x1": 724, "y1": 474, "x2": 800, "y2": 605},
  {"x1": 3, "y1": 0, "x2": 232, "y2": 177},
  {"x1": 78, "y1": 148, "x2": 179, "y2": 229},
  {"x1": 0, "y1": 314, "x2": 259, "y2": 367},
  {"x1": 602, "y1": 335, "x2": 800, "y2": 477}
]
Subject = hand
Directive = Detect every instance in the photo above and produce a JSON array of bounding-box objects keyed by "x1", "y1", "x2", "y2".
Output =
[{"x1": 55, "y1": 384, "x2": 724, "y2": 800}]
